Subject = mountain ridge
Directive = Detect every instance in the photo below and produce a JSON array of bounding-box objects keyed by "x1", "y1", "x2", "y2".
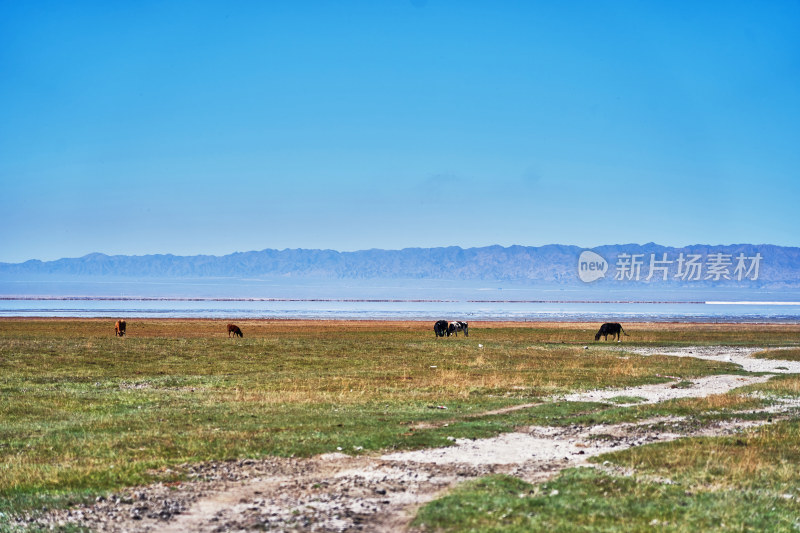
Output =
[{"x1": 1, "y1": 244, "x2": 797, "y2": 287}]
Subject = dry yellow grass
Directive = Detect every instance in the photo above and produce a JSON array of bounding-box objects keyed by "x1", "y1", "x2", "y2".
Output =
[
  {"x1": 3, "y1": 317, "x2": 800, "y2": 524},
  {"x1": 3, "y1": 317, "x2": 800, "y2": 341}
]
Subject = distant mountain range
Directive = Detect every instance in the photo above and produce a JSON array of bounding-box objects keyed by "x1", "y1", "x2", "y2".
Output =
[{"x1": 1, "y1": 244, "x2": 798, "y2": 287}]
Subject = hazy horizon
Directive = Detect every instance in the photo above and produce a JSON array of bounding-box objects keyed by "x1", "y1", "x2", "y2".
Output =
[{"x1": 4, "y1": 241, "x2": 797, "y2": 265}]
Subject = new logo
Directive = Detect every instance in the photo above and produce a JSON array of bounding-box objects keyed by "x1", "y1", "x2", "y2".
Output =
[{"x1": 578, "y1": 250, "x2": 608, "y2": 283}]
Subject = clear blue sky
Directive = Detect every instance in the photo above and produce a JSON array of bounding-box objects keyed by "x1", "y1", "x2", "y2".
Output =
[{"x1": 1, "y1": 1, "x2": 798, "y2": 263}]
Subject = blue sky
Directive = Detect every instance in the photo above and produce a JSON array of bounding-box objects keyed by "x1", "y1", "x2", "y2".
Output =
[{"x1": 1, "y1": 1, "x2": 799, "y2": 263}]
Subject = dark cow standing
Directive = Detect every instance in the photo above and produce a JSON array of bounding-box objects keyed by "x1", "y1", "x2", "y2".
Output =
[
  {"x1": 594, "y1": 322, "x2": 628, "y2": 342},
  {"x1": 434, "y1": 320, "x2": 449, "y2": 337},
  {"x1": 114, "y1": 319, "x2": 126, "y2": 337},
  {"x1": 227, "y1": 324, "x2": 243, "y2": 338},
  {"x1": 447, "y1": 321, "x2": 469, "y2": 337}
]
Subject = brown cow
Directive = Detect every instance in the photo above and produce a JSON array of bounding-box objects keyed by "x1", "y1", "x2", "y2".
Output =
[
  {"x1": 227, "y1": 324, "x2": 243, "y2": 338},
  {"x1": 115, "y1": 320, "x2": 127, "y2": 337}
]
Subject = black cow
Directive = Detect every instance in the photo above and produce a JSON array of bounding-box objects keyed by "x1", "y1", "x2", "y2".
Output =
[
  {"x1": 434, "y1": 320, "x2": 449, "y2": 337},
  {"x1": 594, "y1": 322, "x2": 628, "y2": 342},
  {"x1": 447, "y1": 321, "x2": 469, "y2": 337}
]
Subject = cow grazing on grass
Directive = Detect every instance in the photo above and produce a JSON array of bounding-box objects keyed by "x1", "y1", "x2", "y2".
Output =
[
  {"x1": 447, "y1": 321, "x2": 469, "y2": 337},
  {"x1": 114, "y1": 320, "x2": 126, "y2": 337},
  {"x1": 434, "y1": 320, "x2": 449, "y2": 337},
  {"x1": 227, "y1": 324, "x2": 243, "y2": 338},
  {"x1": 594, "y1": 322, "x2": 628, "y2": 342}
]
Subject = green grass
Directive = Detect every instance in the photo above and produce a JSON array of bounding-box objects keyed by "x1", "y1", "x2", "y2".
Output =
[
  {"x1": 413, "y1": 465, "x2": 800, "y2": 533},
  {"x1": 1, "y1": 319, "x2": 799, "y2": 528},
  {"x1": 414, "y1": 374, "x2": 800, "y2": 532},
  {"x1": 605, "y1": 395, "x2": 647, "y2": 404},
  {"x1": 753, "y1": 347, "x2": 800, "y2": 361}
]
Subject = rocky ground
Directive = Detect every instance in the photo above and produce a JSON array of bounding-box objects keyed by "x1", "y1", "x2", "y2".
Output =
[{"x1": 16, "y1": 346, "x2": 800, "y2": 532}]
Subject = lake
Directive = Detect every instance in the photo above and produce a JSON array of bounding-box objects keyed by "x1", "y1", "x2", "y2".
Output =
[{"x1": 1, "y1": 277, "x2": 799, "y2": 322}]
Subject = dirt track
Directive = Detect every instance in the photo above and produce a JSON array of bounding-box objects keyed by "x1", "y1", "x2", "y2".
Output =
[{"x1": 22, "y1": 346, "x2": 800, "y2": 532}]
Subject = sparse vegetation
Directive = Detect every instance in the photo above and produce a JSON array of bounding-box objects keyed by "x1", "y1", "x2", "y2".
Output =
[
  {"x1": 1, "y1": 319, "x2": 799, "y2": 529},
  {"x1": 753, "y1": 347, "x2": 800, "y2": 361},
  {"x1": 606, "y1": 395, "x2": 647, "y2": 404},
  {"x1": 414, "y1": 453, "x2": 800, "y2": 533},
  {"x1": 413, "y1": 364, "x2": 800, "y2": 532}
]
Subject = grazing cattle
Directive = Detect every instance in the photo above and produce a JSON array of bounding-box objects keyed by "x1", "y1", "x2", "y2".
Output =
[
  {"x1": 114, "y1": 319, "x2": 126, "y2": 337},
  {"x1": 434, "y1": 320, "x2": 449, "y2": 337},
  {"x1": 447, "y1": 321, "x2": 469, "y2": 337},
  {"x1": 227, "y1": 324, "x2": 243, "y2": 338},
  {"x1": 594, "y1": 322, "x2": 628, "y2": 342}
]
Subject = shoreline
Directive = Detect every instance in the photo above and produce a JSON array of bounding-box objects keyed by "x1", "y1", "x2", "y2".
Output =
[
  {"x1": 2, "y1": 317, "x2": 800, "y2": 329},
  {"x1": 4, "y1": 296, "x2": 799, "y2": 325},
  {"x1": 4, "y1": 296, "x2": 800, "y2": 305}
]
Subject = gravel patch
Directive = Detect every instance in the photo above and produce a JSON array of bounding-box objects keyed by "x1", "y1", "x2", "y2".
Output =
[
  {"x1": 620, "y1": 345, "x2": 800, "y2": 374},
  {"x1": 562, "y1": 374, "x2": 773, "y2": 405}
]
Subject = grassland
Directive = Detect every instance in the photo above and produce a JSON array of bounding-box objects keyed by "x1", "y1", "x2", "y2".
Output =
[
  {"x1": 754, "y1": 347, "x2": 800, "y2": 361},
  {"x1": 1, "y1": 319, "x2": 799, "y2": 530},
  {"x1": 414, "y1": 415, "x2": 800, "y2": 532}
]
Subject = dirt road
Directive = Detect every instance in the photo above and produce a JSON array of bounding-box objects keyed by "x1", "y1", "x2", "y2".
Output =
[{"x1": 26, "y1": 346, "x2": 800, "y2": 532}]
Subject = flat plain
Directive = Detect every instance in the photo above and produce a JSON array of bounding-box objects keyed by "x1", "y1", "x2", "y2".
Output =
[{"x1": 1, "y1": 319, "x2": 799, "y2": 531}]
